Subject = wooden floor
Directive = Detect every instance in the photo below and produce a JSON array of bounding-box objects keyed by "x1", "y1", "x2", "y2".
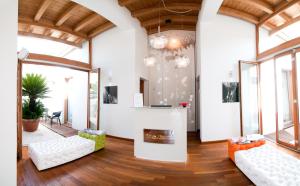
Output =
[
  {"x1": 41, "y1": 120, "x2": 78, "y2": 137},
  {"x1": 265, "y1": 130, "x2": 294, "y2": 143},
  {"x1": 18, "y1": 134, "x2": 254, "y2": 186}
]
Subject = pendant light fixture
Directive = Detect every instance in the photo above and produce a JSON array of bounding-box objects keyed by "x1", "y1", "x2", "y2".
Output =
[
  {"x1": 149, "y1": 1, "x2": 168, "y2": 49},
  {"x1": 149, "y1": 26, "x2": 168, "y2": 49},
  {"x1": 175, "y1": 55, "x2": 190, "y2": 68}
]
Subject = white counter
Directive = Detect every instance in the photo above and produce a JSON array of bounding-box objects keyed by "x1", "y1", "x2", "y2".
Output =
[{"x1": 133, "y1": 107, "x2": 187, "y2": 162}]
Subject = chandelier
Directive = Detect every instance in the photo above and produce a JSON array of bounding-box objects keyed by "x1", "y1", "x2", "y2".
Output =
[
  {"x1": 143, "y1": 0, "x2": 194, "y2": 68},
  {"x1": 144, "y1": 55, "x2": 157, "y2": 67},
  {"x1": 149, "y1": 26, "x2": 168, "y2": 49},
  {"x1": 175, "y1": 55, "x2": 190, "y2": 68}
]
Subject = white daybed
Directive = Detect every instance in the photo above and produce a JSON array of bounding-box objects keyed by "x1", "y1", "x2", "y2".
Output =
[
  {"x1": 235, "y1": 144, "x2": 300, "y2": 186},
  {"x1": 29, "y1": 135, "x2": 95, "y2": 171}
]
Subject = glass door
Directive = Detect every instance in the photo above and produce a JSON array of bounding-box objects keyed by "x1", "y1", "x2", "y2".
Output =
[
  {"x1": 275, "y1": 53, "x2": 299, "y2": 148},
  {"x1": 239, "y1": 61, "x2": 260, "y2": 136},
  {"x1": 88, "y1": 68, "x2": 100, "y2": 130},
  {"x1": 260, "y1": 59, "x2": 277, "y2": 141},
  {"x1": 295, "y1": 52, "x2": 300, "y2": 150}
]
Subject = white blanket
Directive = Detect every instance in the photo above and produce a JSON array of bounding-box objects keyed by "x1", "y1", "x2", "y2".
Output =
[
  {"x1": 29, "y1": 135, "x2": 95, "y2": 171},
  {"x1": 235, "y1": 144, "x2": 300, "y2": 186}
]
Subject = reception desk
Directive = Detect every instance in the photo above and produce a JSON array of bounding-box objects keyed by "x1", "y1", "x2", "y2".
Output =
[{"x1": 133, "y1": 107, "x2": 187, "y2": 162}]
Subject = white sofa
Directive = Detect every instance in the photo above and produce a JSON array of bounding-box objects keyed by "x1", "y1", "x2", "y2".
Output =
[
  {"x1": 29, "y1": 135, "x2": 95, "y2": 171},
  {"x1": 235, "y1": 144, "x2": 300, "y2": 186}
]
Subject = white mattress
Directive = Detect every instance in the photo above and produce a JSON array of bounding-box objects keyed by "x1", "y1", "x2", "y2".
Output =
[
  {"x1": 29, "y1": 135, "x2": 95, "y2": 171},
  {"x1": 235, "y1": 144, "x2": 300, "y2": 186}
]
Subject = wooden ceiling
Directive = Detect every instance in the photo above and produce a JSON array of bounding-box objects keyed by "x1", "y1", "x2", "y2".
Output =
[
  {"x1": 18, "y1": 0, "x2": 115, "y2": 47},
  {"x1": 118, "y1": 0, "x2": 202, "y2": 34},
  {"x1": 219, "y1": 0, "x2": 300, "y2": 34}
]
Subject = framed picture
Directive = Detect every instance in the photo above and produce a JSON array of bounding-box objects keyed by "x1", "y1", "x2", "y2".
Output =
[
  {"x1": 222, "y1": 82, "x2": 239, "y2": 103},
  {"x1": 103, "y1": 86, "x2": 118, "y2": 104}
]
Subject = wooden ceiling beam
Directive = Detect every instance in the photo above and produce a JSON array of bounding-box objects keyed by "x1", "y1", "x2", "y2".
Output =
[
  {"x1": 118, "y1": 0, "x2": 139, "y2": 7},
  {"x1": 74, "y1": 37, "x2": 83, "y2": 44},
  {"x1": 88, "y1": 22, "x2": 115, "y2": 38},
  {"x1": 26, "y1": 25, "x2": 33, "y2": 33},
  {"x1": 279, "y1": 12, "x2": 292, "y2": 22},
  {"x1": 259, "y1": 0, "x2": 300, "y2": 26},
  {"x1": 74, "y1": 14, "x2": 98, "y2": 32},
  {"x1": 270, "y1": 14, "x2": 300, "y2": 35},
  {"x1": 132, "y1": 3, "x2": 201, "y2": 18},
  {"x1": 27, "y1": 53, "x2": 91, "y2": 70},
  {"x1": 59, "y1": 33, "x2": 69, "y2": 40},
  {"x1": 147, "y1": 25, "x2": 196, "y2": 35},
  {"x1": 142, "y1": 15, "x2": 198, "y2": 27},
  {"x1": 56, "y1": 3, "x2": 80, "y2": 26},
  {"x1": 234, "y1": 0, "x2": 273, "y2": 14},
  {"x1": 34, "y1": 0, "x2": 52, "y2": 21},
  {"x1": 43, "y1": 28, "x2": 52, "y2": 36},
  {"x1": 264, "y1": 22, "x2": 277, "y2": 30},
  {"x1": 18, "y1": 31, "x2": 82, "y2": 48},
  {"x1": 218, "y1": 6, "x2": 259, "y2": 24},
  {"x1": 19, "y1": 17, "x2": 88, "y2": 39}
]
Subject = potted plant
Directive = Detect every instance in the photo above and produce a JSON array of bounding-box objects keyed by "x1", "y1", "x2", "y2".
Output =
[{"x1": 22, "y1": 73, "x2": 49, "y2": 132}]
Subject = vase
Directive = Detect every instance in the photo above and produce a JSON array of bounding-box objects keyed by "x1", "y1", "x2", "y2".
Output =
[{"x1": 22, "y1": 118, "x2": 40, "y2": 132}]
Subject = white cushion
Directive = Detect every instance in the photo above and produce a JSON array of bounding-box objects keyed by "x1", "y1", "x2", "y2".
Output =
[
  {"x1": 235, "y1": 144, "x2": 300, "y2": 186},
  {"x1": 29, "y1": 135, "x2": 95, "y2": 171}
]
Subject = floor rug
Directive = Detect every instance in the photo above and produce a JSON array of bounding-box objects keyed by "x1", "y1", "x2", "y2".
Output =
[{"x1": 22, "y1": 124, "x2": 64, "y2": 146}]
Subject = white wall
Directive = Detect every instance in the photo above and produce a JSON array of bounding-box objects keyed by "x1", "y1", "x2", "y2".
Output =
[
  {"x1": 134, "y1": 28, "x2": 149, "y2": 92},
  {"x1": 197, "y1": 14, "x2": 256, "y2": 141},
  {"x1": 0, "y1": 0, "x2": 17, "y2": 185},
  {"x1": 92, "y1": 27, "x2": 148, "y2": 139},
  {"x1": 75, "y1": 0, "x2": 149, "y2": 139}
]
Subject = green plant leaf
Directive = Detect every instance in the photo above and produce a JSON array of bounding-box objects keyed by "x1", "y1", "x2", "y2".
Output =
[{"x1": 22, "y1": 73, "x2": 49, "y2": 119}]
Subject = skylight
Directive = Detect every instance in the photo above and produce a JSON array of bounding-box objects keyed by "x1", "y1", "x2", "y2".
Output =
[
  {"x1": 259, "y1": 20, "x2": 300, "y2": 53},
  {"x1": 17, "y1": 36, "x2": 89, "y2": 63},
  {"x1": 275, "y1": 21, "x2": 300, "y2": 42}
]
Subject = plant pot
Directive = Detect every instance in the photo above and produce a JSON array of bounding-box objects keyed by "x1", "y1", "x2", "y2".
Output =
[{"x1": 22, "y1": 118, "x2": 40, "y2": 132}]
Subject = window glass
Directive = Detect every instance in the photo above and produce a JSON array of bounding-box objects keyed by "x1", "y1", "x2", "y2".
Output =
[{"x1": 18, "y1": 36, "x2": 89, "y2": 63}]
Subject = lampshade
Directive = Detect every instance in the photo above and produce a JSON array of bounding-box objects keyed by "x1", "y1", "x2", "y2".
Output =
[
  {"x1": 18, "y1": 48, "x2": 29, "y2": 60},
  {"x1": 175, "y1": 55, "x2": 190, "y2": 68},
  {"x1": 144, "y1": 56, "x2": 157, "y2": 67},
  {"x1": 149, "y1": 35, "x2": 168, "y2": 49}
]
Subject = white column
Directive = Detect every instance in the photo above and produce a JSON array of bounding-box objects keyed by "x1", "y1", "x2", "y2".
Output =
[{"x1": 0, "y1": 0, "x2": 18, "y2": 185}]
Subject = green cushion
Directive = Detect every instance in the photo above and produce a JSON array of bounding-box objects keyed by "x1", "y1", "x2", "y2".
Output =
[{"x1": 78, "y1": 131, "x2": 105, "y2": 151}]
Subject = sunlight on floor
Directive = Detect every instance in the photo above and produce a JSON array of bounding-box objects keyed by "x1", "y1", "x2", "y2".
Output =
[{"x1": 22, "y1": 124, "x2": 64, "y2": 146}]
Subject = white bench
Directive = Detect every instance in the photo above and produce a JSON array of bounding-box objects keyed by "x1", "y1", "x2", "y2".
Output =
[
  {"x1": 29, "y1": 135, "x2": 95, "y2": 171},
  {"x1": 235, "y1": 144, "x2": 300, "y2": 186}
]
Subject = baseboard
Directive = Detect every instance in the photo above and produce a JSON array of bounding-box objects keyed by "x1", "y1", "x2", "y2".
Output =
[
  {"x1": 201, "y1": 139, "x2": 227, "y2": 144},
  {"x1": 106, "y1": 134, "x2": 134, "y2": 142}
]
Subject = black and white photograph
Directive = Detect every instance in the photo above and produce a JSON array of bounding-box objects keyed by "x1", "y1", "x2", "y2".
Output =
[
  {"x1": 222, "y1": 82, "x2": 239, "y2": 103},
  {"x1": 103, "y1": 86, "x2": 118, "y2": 104}
]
